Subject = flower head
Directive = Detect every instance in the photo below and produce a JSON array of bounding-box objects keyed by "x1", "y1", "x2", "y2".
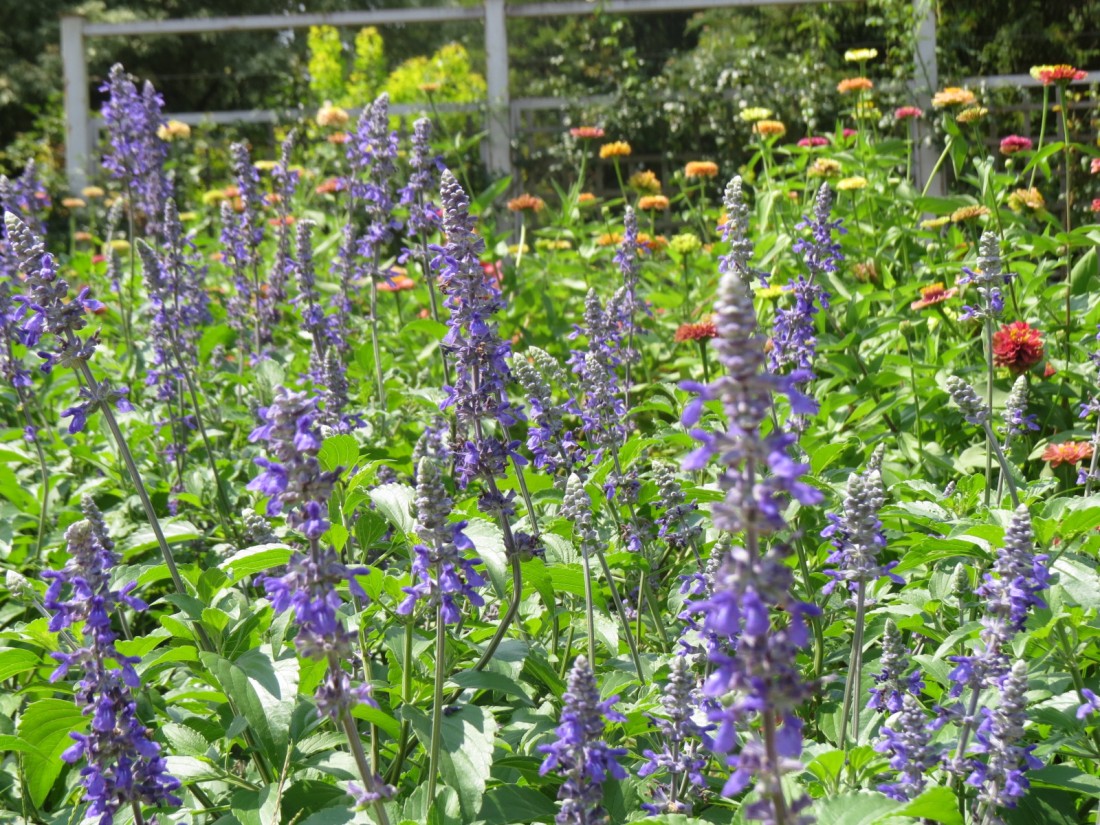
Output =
[
  {"x1": 993, "y1": 321, "x2": 1044, "y2": 373},
  {"x1": 685, "y1": 160, "x2": 719, "y2": 178},
  {"x1": 797, "y1": 136, "x2": 829, "y2": 147},
  {"x1": 1043, "y1": 441, "x2": 1093, "y2": 468},
  {"x1": 957, "y1": 106, "x2": 989, "y2": 124},
  {"x1": 156, "y1": 119, "x2": 191, "y2": 141},
  {"x1": 316, "y1": 101, "x2": 350, "y2": 127},
  {"x1": 911, "y1": 282, "x2": 958, "y2": 311},
  {"x1": 628, "y1": 169, "x2": 662, "y2": 193},
  {"x1": 638, "y1": 194, "x2": 670, "y2": 211},
  {"x1": 675, "y1": 320, "x2": 718, "y2": 342},
  {"x1": 838, "y1": 77, "x2": 874, "y2": 94},
  {"x1": 932, "y1": 87, "x2": 977, "y2": 108},
  {"x1": 844, "y1": 48, "x2": 878, "y2": 62},
  {"x1": 1007, "y1": 187, "x2": 1045, "y2": 212},
  {"x1": 894, "y1": 106, "x2": 924, "y2": 119},
  {"x1": 507, "y1": 193, "x2": 546, "y2": 213},
  {"x1": 809, "y1": 158, "x2": 841, "y2": 177},
  {"x1": 599, "y1": 141, "x2": 632, "y2": 159},
  {"x1": 753, "y1": 120, "x2": 786, "y2": 138},
  {"x1": 570, "y1": 125, "x2": 604, "y2": 139},
  {"x1": 999, "y1": 135, "x2": 1033, "y2": 155},
  {"x1": 739, "y1": 107, "x2": 773, "y2": 122},
  {"x1": 837, "y1": 176, "x2": 867, "y2": 191},
  {"x1": 951, "y1": 204, "x2": 991, "y2": 223},
  {"x1": 1030, "y1": 64, "x2": 1087, "y2": 85}
]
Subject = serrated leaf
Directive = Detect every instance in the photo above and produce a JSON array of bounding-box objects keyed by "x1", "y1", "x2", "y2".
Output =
[
  {"x1": 0, "y1": 648, "x2": 40, "y2": 681},
  {"x1": 893, "y1": 785, "x2": 964, "y2": 823},
  {"x1": 162, "y1": 722, "x2": 211, "y2": 757},
  {"x1": 370, "y1": 483, "x2": 416, "y2": 534},
  {"x1": 478, "y1": 785, "x2": 558, "y2": 824},
  {"x1": 812, "y1": 790, "x2": 900, "y2": 825},
  {"x1": 1031, "y1": 764, "x2": 1100, "y2": 797},
  {"x1": 18, "y1": 698, "x2": 89, "y2": 807},
  {"x1": 120, "y1": 519, "x2": 201, "y2": 557},
  {"x1": 164, "y1": 755, "x2": 223, "y2": 782}
]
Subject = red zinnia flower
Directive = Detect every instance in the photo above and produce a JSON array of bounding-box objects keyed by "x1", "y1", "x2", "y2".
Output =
[
  {"x1": 999, "y1": 135, "x2": 1033, "y2": 156},
  {"x1": 674, "y1": 320, "x2": 718, "y2": 342},
  {"x1": 1042, "y1": 441, "x2": 1093, "y2": 467},
  {"x1": 797, "y1": 136, "x2": 829, "y2": 148},
  {"x1": 1034, "y1": 65, "x2": 1088, "y2": 85},
  {"x1": 992, "y1": 321, "x2": 1044, "y2": 373}
]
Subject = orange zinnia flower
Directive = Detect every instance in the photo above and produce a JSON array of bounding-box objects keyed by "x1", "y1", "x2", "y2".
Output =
[
  {"x1": 684, "y1": 161, "x2": 719, "y2": 179},
  {"x1": 932, "y1": 87, "x2": 977, "y2": 108},
  {"x1": 379, "y1": 273, "x2": 415, "y2": 292},
  {"x1": 837, "y1": 77, "x2": 874, "y2": 94},
  {"x1": 638, "y1": 195, "x2": 670, "y2": 211},
  {"x1": 910, "y1": 282, "x2": 958, "y2": 311},
  {"x1": 599, "y1": 141, "x2": 632, "y2": 159},
  {"x1": 1042, "y1": 441, "x2": 1093, "y2": 468},
  {"x1": 507, "y1": 194, "x2": 545, "y2": 213},
  {"x1": 674, "y1": 320, "x2": 718, "y2": 342}
]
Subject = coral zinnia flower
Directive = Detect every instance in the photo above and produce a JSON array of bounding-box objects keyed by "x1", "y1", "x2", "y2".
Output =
[
  {"x1": 570, "y1": 126, "x2": 605, "y2": 139},
  {"x1": 1091, "y1": 158, "x2": 1100, "y2": 175},
  {"x1": 894, "y1": 106, "x2": 923, "y2": 119},
  {"x1": 999, "y1": 135, "x2": 1033, "y2": 155},
  {"x1": 379, "y1": 273, "x2": 415, "y2": 292},
  {"x1": 316, "y1": 102, "x2": 350, "y2": 128},
  {"x1": 674, "y1": 320, "x2": 718, "y2": 342},
  {"x1": 637, "y1": 232, "x2": 668, "y2": 252},
  {"x1": 837, "y1": 77, "x2": 874, "y2": 94},
  {"x1": 1042, "y1": 441, "x2": 1093, "y2": 467},
  {"x1": 507, "y1": 194, "x2": 545, "y2": 213},
  {"x1": 638, "y1": 195, "x2": 670, "y2": 211},
  {"x1": 578, "y1": 192, "x2": 597, "y2": 205},
  {"x1": 932, "y1": 87, "x2": 976, "y2": 108},
  {"x1": 753, "y1": 120, "x2": 786, "y2": 138},
  {"x1": 684, "y1": 161, "x2": 719, "y2": 178},
  {"x1": 911, "y1": 282, "x2": 958, "y2": 310},
  {"x1": 993, "y1": 321, "x2": 1044, "y2": 373},
  {"x1": 797, "y1": 136, "x2": 829, "y2": 148},
  {"x1": 1091, "y1": 199, "x2": 1100, "y2": 214},
  {"x1": 1031, "y1": 64, "x2": 1088, "y2": 85},
  {"x1": 599, "y1": 141, "x2": 632, "y2": 159},
  {"x1": 62, "y1": 198, "x2": 86, "y2": 209},
  {"x1": 596, "y1": 232, "x2": 623, "y2": 247}
]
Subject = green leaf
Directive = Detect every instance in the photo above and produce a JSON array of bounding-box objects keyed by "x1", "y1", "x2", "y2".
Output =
[
  {"x1": 478, "y1": 785, "x2": 558, "y2": 824},
  {"x1": 18, "y1": 698, "x2": 89, "y2": 807},
  {"x1": 162, "y1": 722, "x2": 211, "y2": 758},
  {"x1": 320, "y1": 434, "x2": 360, "y2": 473},
  {"x1": 219, "y1": 543, "x2": 293, "y2": 581},
  {"x1": 403, "y1": 703, "x2": 497, "y2": 820},
  {"x1": 1031, "y1": 764, "x2": 1100, "y2": 797},
  {"x1": 448, "y1": 668, "x2": 532, "y2": 704},
  {"x1": 0, "y1": 648, "x2": 40, "y2": 681},
  {"x1": 812, "y1": 790, "x2": 900, "y2": 825},
  {"x1": 201, "y1": 646, "x2": 299, "y2": 767},
  {"x1": 120, "y1": 519, "x2": 201, "y2": 557},
  {"x1": 1051, "y1": 557, "x2": 1100, "y2": 610},
  {"x1": 894, "y1": 785, "x2": 964, "y2": 823},
  {"x1": 370, "y1": 483, "x2": 416, "y2": 534}
]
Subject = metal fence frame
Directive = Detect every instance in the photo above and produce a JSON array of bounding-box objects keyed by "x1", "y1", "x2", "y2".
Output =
[{"x1": 61, "y1": 0, "x2": 942, "y2": 193}]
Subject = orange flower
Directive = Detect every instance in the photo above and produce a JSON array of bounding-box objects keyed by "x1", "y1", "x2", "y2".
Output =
[
  {"x1": 628, "y1": 169, "x2": 662, "y2": 194},
  {"x1": 577, "y1": 192, "x2": 597, "y2": 205},
  {"x1": 1042, "y1": 441, "x2": 1093, "y2": 467},
  {"x1": 950, "y1": 204, "x2": 991, "y2": 223},
  {"x1": 315, "y1": 178, "x2": 341, "y2": 196},
  {"x1": 753, "y1": 120, "x2": 786, "y2": 138},
  {"x1": 684, "y1": 161, "x2": 719, "y2": 179},
  {"x1": 932, "y1": 87, "x2": 977, "y2": 108},
  {"x1": 507, "y1": 194, "x2": 545, "y2": 213},
  {"x1": 379, "y1": 273, "x2": 415, "y2": 292},
  {"x1": 596, "y1": 232, "x2": 623, "y2": 247},
  {"x1": 674, "y1": 320, "x2": 718, "y2": 342},
  {"x1": 910, "y1": 282, "x2": 958, "y2": 311},
  {"x1": 599, "y1": 141, "x2": 632, "y2": 159},
  {"x1": 638, "y1": 195, "x2": 670, "y2": 211},
  {"x1": 327, "y1": 132, "x2": 350, "y2": 145},
  {"x1": 267, "y1": 216, "x2": 296, "y2": 227},
  {"x1": 570, "y1": 126, "x2": 605, "y2": 139},
  {"x1": 637, "y1": 232, "x2": 668, "y2": 252},
  {"x1": 837, "y1": 77, "x2": 874, "y2": 94}
]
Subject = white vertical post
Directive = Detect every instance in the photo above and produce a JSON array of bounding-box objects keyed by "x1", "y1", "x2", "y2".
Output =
[
  {"x1": 483, "y1": 0, "x2": 513, "y2": 182},
  {"x1": 61, "y1": 14, "x2": 90, "y2": 195},
  {"x1": 912, "y1": 0, "x2": 942, "y2": 196}
]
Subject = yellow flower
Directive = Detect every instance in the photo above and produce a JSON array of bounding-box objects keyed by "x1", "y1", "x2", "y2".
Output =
[
  {"x1": 81, "y1": 186, "x2": 105, "y2": 199},
  {"x1": 596, "y1": 232, "x2": 623, "y2": 247},
  {"x1": 932, "y1": 87, "x2": 976, "y2": 108},
  {"x1": 950, "y1": 204, "x2": 991, "y2": 222},
  {"x1": 178, "y1": 211, "x2": 199, "y2": 222},
  {"x1": 956, "y1": 106, "x2": 989, "y2": 124},
  {"x1": 669, "y1": 233, "x2": 702, "y2": 255},
  {"x1": 201, "y1": 190, "x2": 227, "y2": 206},
  {"x1": 156, "y1": 119, "x2": 191, "y2": 141},
  {"x1": 316, "y1": 101, "x2": 349, "y2": 128},
  {"x1": 753, "y1": 120, "x2": 786, "y2": 138},
  {"x1": 254, "y1": 160, "x2": 278, "y2": 172},
  {"x1": 919, "y1": 216, "x2": 950, "y2": 230},
  {"x1": 852, "y1": 261, "x2": 878, "y2": 282},
  {"x1": 808, "y1": 158, "x2": 842, "y2": 177},
  {"x1": 638, "y1": 195, "x2": 670, "y2": 211},
  {"x1": 844, "y1": 48, "x2": 879, "y2": 63},
  {"x1": 854, "y1": 101, "x2": 882, "y2": 120},
  {"x1": 755, "y1": 284, "x2": 786, "y2": 300},
  {"x1": 628, "y1": 169, "x2": 662, "y2": 194},
  {"x1": 739, "y1": 107, "x2": 773, "y2": 122},
  {"x1": 599, "y1": 141, "x2": 632, "y2": 159},
  {"x1": 108, "y1": 239, "x2": 131, "y2": 253},
  {"x1": 837, "y1": 176, "x2": 868, "y2": 191},
  {"x1": 507, "y1": 243, "x2": 530, "y2": 255},
  {"x1": 1007, "y1": 187, "x2": 1045, "y2": 212},
  {"x1": 535, "y1": 238, "x2": 572, "y2": 251},
  {"x1": 61, "y1": 197, "x2": 86, "y2": 209}
]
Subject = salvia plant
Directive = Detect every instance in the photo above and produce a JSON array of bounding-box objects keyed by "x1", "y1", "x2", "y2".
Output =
[{"x1": 4, "y1": 56, "x2": 1100, "y2": 825}]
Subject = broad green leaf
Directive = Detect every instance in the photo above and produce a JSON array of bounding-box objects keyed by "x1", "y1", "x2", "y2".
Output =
[
  {"x1": 894, "y1": 785, "x2": 964, "y2": 823},
  {"x1": 320, "y1": 434, "x2": 360, "y2": 473},
  {"x1": 478, "y1": 785, "x2": 558, "y2": 824},
  {"x1": 0, "y1": 648, "x2": 40, "y2": 681},
  {"x1": 201, "y1": 646, "x2": 299, "y2": 767},
  {"x1": 18, "y1": 698, "x2": 89, "y2": 807},
  {"x1": 1031, "y1": 764, "x2": 1100, "y2": 797},
  {"x1": 219, "y1": 543, "x2": 293, "y2": 581},
  {"x1": 448, "y1": 668, "x2": 533, "y2": 704},
  {"x1": 811, "y1": 790, "x2": 900, "y2": 825},
  {"x1": 403, "y1": 703, "x2": 497, "y2": 820},
  {"x1": 370, "y1": 483, "x2": 416, "y2": 534},
  {"x1": 162, "y1": 722, "x2": 211, "y2": 758},
  {"x1": 120, "y1": 519, "x2": 201, "y2": 557}
]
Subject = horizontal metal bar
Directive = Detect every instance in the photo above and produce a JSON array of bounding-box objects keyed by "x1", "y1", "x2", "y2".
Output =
[
  {"x1": 962, "y1": 71, "x2": 1099, "y2": 89},
  {"x1": 507, "y1": 0, "x2": 855, "y2": 17},
  {"x1": 82, "y1": 6, "x2": 483, "y2": 37}
]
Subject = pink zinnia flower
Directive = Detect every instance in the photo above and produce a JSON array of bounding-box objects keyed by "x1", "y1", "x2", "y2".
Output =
[
  {"x1": 842, "y1": 128, "x2": 858, "y2": 139},
  {"x1": 1092, "y1": 158, "x2": 1100, "y2": 175},
  {"x1": 797, "y1": 136, "x2": 829, "y2": 148},
  {"x1": 1091, "y1": 199, "x2": 1100, "y2": 213},
  {"x1": 894, "y1": 106, "x2": 923, "y2": 119},
  {"x1": 999, "y1": 135, "x2": 1033, "y2": 156}
]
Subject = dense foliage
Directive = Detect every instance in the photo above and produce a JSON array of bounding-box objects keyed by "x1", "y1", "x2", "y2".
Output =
[{"x1": 2, "y1": 52, "x2": 1100, "y2": 825}]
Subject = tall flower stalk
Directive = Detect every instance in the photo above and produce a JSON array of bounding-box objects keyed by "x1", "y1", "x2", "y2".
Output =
[
  {"x1": 680, "y1": 177, "x2": 821, "y2": 823},
  {"x1": 44, "y1": 511, "x2": 182, "y2": 825}
]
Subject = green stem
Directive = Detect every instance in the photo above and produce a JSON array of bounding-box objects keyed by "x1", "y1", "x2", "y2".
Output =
[
  {"x1": 427, "y1": 603, "x2": 446, "y2": 804},
  {"x1": 581, "y1": 543, "x2": 597, "y2": 665},
  {"x1": 1058, "y1": 84, "x2": 1074, "y2": 378},
  {"x1": 984, "y1": 315, "x2": 994, "y2": 508},
  {"x1": 368, "y1": 252, "x2": 387, "y2": 409},
  {"x1": 338, "y1": 700, "x2": 392, "y2": 825},
  {"x1": 1027, "y1": 85, "x2": 1050, "y2": 190}
]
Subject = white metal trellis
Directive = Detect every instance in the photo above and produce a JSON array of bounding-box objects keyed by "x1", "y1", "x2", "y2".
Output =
[{"x1": 60, "y1": 0, "x2": 939, "y2": 193}]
